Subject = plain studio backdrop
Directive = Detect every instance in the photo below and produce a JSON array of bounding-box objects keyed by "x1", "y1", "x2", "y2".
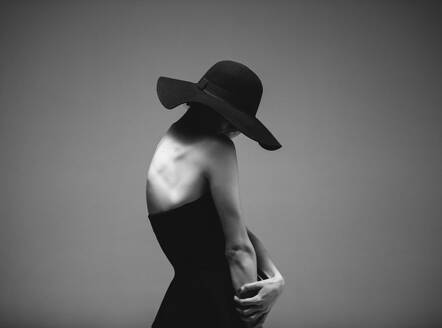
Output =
[{"x1": 1, "y1": 1, "x2": 441, "y2": 327}]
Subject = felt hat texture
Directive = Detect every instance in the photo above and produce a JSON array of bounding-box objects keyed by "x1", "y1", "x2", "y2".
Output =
[{"x1": 157, "y1": 60, "x2": 282, "y2": 151}]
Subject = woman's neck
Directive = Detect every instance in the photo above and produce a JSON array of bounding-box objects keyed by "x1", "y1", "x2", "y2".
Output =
[{"x1": 168, "y1": 116, "x2": 206, "y2": 144}]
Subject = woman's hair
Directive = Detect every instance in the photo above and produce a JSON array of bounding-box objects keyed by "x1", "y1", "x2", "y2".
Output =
[{"x1": 178, "y1": 102, "x2": 239, "y2": 135}]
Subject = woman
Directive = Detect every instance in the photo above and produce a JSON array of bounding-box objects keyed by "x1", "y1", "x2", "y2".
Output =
[{"x1": 146, "y1": 61, "x2": 285, "y2": 328}]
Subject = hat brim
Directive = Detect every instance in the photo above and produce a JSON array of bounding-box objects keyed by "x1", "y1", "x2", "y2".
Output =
[{"x1": 157, "y1": 76, "x2": 282, "y2": 151}]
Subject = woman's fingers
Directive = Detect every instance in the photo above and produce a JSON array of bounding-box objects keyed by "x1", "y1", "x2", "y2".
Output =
[
  {"x1": 253, "y1": 311, "x2": 269, "y2": 328},
  {"x1": 239, "y1": 310, "x2": 267, "y2": 328},
  {"x1": 234, "y1": 294, "x2": 263, "y2": 307},
  {"x1": 235, "y1": 304, "x2": 261, "y2": 317}
]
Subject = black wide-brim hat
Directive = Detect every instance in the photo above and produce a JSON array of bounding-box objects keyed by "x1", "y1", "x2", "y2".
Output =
[{"x1": 156, "y1": 60, "x2": 282, "y2": 151}]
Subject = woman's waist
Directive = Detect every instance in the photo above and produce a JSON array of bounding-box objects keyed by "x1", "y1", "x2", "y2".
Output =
[
  {"x1": 171, "y1": 258, "x2": 229, "y2": 275},
  {"x1": 170, "y1": 257, "x2": 230, "y2": 276},
  {"x1": 171, "y1": 264, "x2": 235, "y2": 295}
]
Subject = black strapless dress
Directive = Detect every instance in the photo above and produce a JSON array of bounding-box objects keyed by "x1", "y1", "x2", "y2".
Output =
[{"x1": 147, "y1": 191, "x2": 250, "y2": 328}]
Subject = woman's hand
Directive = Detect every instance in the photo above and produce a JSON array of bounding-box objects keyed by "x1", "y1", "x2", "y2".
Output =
[{"x1": 234, "y1": 274, "x2": 285, "y2": 327}]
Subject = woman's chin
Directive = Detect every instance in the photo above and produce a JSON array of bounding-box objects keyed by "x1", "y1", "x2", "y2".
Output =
[{"x1": 226, "y1": 131, "x2": 240, "y2": 139}]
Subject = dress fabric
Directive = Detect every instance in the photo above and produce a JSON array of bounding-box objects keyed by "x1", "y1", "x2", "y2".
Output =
[{"x1": 147, "y1": 191, "x2": 248, "y2": 328}]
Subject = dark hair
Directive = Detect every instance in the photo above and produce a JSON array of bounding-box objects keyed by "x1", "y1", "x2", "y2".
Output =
[{"x1": 178, "y1": 102, "x2": 239, "y2": 135}]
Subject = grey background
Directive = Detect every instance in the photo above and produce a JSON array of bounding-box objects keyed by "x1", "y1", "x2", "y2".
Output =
[{"x1": 1, "y1": 1, "x2": 441, "y2": 327}]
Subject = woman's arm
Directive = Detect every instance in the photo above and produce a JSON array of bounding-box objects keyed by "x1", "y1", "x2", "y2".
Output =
[
  {"x1": 205, "y1": 136, "x2": 257, "y2": 295},
  {"x1": 233, "y1": 227, "x2": 285, "y2": 328},
  {"x1": 225, "y1": 240, "x2": 257, "y2": 296},
  {"x1": 246, "y1": 227, "x2": 284, "y2": 283}
]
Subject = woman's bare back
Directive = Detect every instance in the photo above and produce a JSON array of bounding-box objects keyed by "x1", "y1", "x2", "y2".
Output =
[
  {"x1": 146, "y1": 126, "x2": 216, "y2": 215},
  {"x1": 146, "y1": 119, "x2": 249, "y2": 258}
]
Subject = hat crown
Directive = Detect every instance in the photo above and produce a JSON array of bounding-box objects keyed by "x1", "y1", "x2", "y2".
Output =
[
  {"x1": 199, "y1": 61, "x2": 263, "y2": 117},
  {"x1": 156, "y1": 60, "x2": 282, "y2": 150}
]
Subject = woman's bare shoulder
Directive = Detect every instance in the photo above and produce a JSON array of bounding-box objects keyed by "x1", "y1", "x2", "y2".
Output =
[
  {"x1": 194, "y1": 134, "x2": 237, "y2": 184},
  {"x1": 201, "y1": 133, "x2": 234, "y2": 152},
  {"x1": 198, "y1": 134, "x2": 236, "y2": 165}
]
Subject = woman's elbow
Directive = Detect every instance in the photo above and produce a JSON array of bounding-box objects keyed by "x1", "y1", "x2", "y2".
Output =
[{"x1": 225, "y1": 241, "x2": 256, "y2": 262}]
